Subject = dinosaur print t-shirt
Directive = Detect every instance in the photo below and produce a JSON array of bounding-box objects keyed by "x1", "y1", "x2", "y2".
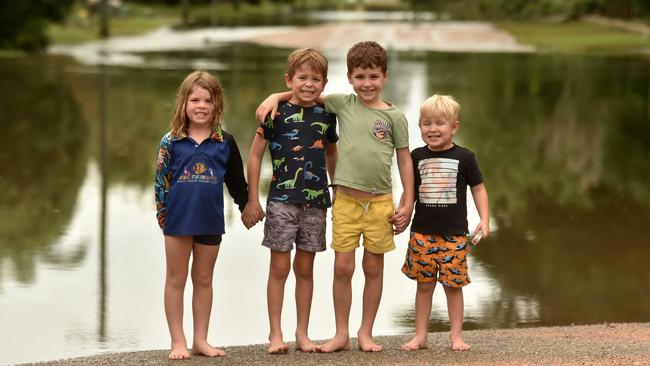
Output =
[{"x1": 258, "y1": 102, "x2": 338, "y2": 208}]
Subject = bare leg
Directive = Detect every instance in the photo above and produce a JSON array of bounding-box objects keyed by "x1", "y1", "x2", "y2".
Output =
[
  {"x1": 402, "y1": 281, "x2": 435, "y2": 351},
  {"x1": 190, "y1": 242, "x2": 225, "y2": 357},
  {"x1": 316, "y1": 251, "x2": 355, "y2": 353},
  {"x1": 357, "y1": 249, "x2": 384, "y2": 352},
  {"x1": 267, "y1": 250, "x2": 291, "y2": 354},
  {"x1": 443, "y1": 286, "x2": 471, "y2": 351},
  {"x1": 293, "y1": 249, "x2": 317, "y2": 352},
  {"x1": 164, "y1": 235, "x2": 193, "y2": 360}
]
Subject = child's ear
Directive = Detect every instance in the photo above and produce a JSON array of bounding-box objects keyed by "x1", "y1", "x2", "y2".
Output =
[
  {"x1": 452, "y1": 120, "x2": 460, "y2": 134},
  {"x1": 347, "y1": 72, "x2": 352, "y2": 84},
  {"x1": 284, "y1": 73, "x2": 291, "y2": 88},
  {"x1": 323, "y1": 77, "x2": 328, "y2": 87}
]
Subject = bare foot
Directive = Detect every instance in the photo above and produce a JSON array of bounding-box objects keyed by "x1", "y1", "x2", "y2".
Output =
[
  {"x1": 268, "y1": 334, "x2": 289, "y2": 354},
  {"x1": 401, "y1": 336, "x2": 428, "y2": 351},
  {"x1": 169, "y1": 342, "x2": 191, "y2": 360},
  {"x1": 451, "y1": 336, "x2": 472, "y2": 351},
  {"x1": 192, "y1": 341, "x2": 226, "y2": 357},
  {"x1": 295, "y1": 334, "x2": 317, "y2": 352},
  {"x1": 357, "y1": 334, "x2": 383, "y2": 352},
  {"x1": 315, "y1": 335, "x2": 350, "y2": 353}
]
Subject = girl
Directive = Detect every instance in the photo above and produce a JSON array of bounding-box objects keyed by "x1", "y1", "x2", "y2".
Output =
[{"x1": 155, "y1": 71, "x2": 248, "y2": 359}]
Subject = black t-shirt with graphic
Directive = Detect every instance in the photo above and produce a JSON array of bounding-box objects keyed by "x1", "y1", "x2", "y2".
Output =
[
  {"x1": 411, "y1": 144, "x2": 483, "y2": 235},
  {"x1": 258, "y1": 102, "x2": 338, "y2": 208}
]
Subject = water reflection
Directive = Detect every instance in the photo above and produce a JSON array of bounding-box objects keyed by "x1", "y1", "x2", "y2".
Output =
[
  {"x1": 0, "y1": 56, "x2": 88, "y2": 285},
  {"x1": 0, "y1": 44, "x2": 648, "y2": 364}
]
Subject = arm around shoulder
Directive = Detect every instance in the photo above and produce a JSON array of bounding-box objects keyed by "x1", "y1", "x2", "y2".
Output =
[{"x1": 255, "y1": 91, "x2": 293, "y2": 122}]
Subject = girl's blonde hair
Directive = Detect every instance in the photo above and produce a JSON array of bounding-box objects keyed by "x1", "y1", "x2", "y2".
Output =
[
  {"x1": 170, "y1": 71, "x2": 224, "y2": 138},
  {"x1": 420, "y1": 94, "x2": 460, "y2": 122}
]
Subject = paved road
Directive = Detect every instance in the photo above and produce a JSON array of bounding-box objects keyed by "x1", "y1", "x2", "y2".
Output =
[{"x1": 23, "y1": 323, "x2": 650, "y2": 366}]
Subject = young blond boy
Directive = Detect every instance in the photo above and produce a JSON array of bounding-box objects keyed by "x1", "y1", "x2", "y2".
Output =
[
  {"x1": 243, "y1": 48, "x2": 338, "y2": 353},
  {"x1": 257, "y1": 41, "x2": 414, "y2": 352},
  {"x1": 400, "y1": 95, "x2": 490, "y2": 352}
]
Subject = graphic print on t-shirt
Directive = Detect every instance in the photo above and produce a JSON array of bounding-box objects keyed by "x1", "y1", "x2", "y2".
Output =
[{"x1": 418, "y1": 157, "x2": 458, "y2": 205}]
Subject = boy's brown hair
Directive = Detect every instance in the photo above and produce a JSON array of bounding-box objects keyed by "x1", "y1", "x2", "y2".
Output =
[
  {"x1": 286, "y1": 48, "x2": 328, "y2": 79},
  {"x1": 346, "y1": 41, "x2": 388, "y2": 74},
  {"x1": 170, "y1": 70, "x2": 224, "y2": 138}
]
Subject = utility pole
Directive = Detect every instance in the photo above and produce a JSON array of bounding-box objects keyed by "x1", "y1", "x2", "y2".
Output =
[
  {"x1": 181, "y1": 0, "x2": 190, "y2": 26},
  {"x1": 100, "y1": 0, "x2": 109, "y2": 38}
]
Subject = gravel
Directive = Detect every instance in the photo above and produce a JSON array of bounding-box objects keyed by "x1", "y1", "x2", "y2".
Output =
[{"x1": 21, "y1": 323, "x2": 649, "y2": 366}]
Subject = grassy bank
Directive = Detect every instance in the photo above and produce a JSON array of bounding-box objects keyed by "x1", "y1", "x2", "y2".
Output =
[
  {"x1": 496, "y1": 20, "x2": 650, "y2": 53},
  {"x1": 48, "y1": 2, "x2": 650, "y2": 54}
]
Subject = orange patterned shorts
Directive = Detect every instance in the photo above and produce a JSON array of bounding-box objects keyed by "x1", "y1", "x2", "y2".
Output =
[{"x1": 401, "y1": 232, "x2": 471, "y2": 288}]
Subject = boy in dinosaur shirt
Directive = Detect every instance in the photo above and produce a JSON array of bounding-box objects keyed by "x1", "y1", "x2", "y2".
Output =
[{"x1": 242, "y1": 48, "x2": 338, "y2": 353}]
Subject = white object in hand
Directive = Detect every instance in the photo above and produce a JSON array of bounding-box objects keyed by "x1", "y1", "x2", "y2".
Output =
[{"x1": 471, "y1": 231, "x2": 483, "y2": 245}]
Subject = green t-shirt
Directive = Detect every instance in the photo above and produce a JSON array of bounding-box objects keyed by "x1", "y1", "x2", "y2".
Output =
[{"x1": 325, "y1": 93, "x2": 409, "y2": 194}]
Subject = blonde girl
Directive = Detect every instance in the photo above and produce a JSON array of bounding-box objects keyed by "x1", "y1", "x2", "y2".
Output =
[{"x1": 155, "y1": 71, "x2": 248, "y2": 359}]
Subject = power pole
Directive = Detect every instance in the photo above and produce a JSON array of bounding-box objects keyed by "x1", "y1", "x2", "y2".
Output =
[
  {"x1": 100, "y1": 0, "x2": 109, "y2": 38},
  {"x1": 181, "y1": 0, "x2": 190, "y2": 26}
]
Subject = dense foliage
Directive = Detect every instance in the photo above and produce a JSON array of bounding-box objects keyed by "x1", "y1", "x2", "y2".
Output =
[
  {"x1": 423, "y1": 0, "x2": 650, "y2": 20},
  {"x1": 0, "y1": 0, "x2": 74, "y2": 51}
]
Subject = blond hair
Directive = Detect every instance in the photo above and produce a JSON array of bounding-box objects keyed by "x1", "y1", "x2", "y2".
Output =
[
  {"x1": 170, "y1": 70, "x2": 224, "y2": 138},
  {"x1": 420, "y1": 94, "x2": 460, "y2": 122},
  {"x1": 347, "y1": 41, "x2": 388, "y2": 74},
  {"x1": 286, "y1": 48, "x2": 328, "y2": 79}
]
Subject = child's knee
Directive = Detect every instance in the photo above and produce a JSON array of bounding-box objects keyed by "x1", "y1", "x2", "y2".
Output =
[
  {"x1": 334, "y1": 260, "x2": 355, "y2": 280},
  {"x1": 191, "y1": 271, "x2": 213, "y2": 288},
  {"x1": 362, "y1": 263, "x2": 383, "y2": 279},
  {"x1": 417, "y1": 281, "x2": 436, "y2": 293}
]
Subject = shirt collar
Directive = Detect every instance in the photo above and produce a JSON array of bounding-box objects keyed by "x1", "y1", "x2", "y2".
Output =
[{"x1": 171, "y1": 125, "x2": 223, "y2": 142}]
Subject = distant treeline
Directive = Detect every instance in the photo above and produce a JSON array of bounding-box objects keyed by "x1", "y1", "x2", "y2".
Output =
[
  {"x1": 426, "y1": 0, "x2": 650, "y2": 20},
  {"x1": 128, "y1": 0, "x2": 650, "y2": 20}
]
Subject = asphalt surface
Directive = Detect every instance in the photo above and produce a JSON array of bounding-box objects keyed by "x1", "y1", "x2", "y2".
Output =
[{"x1": 21, "y1": 323, "x2": 650, "y2": 366}]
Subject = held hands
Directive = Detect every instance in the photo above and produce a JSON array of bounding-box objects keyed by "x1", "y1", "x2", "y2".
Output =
[
  {"x1": 389, "y1": 205, "x2": 413, "y2": 235},
  {"x1": 255, "y1": 94, "x2": 282, "y2": 123},
  {"x1": 241, "y1": 201, "x2": 265, "y2": 229}
]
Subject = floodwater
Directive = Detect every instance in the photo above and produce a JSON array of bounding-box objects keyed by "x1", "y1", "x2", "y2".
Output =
[{"x1": 1, "y1": 39, "x2": 649, "y2": 365}]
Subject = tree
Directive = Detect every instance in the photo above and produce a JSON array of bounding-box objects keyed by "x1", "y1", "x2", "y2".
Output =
[{"x1": 0, "y1": 0, "x2": 74, "y2": 51}]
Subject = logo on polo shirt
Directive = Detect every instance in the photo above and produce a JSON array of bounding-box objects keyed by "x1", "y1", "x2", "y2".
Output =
[{"x1": 371, "y1": 120, "x2": 391, "y2": 140}]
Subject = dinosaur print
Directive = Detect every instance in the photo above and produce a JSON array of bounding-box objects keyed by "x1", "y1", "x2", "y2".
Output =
[
  {"x1": 309, "y1": 140, "x2": 324, "y2": 149},
  {"x1": 272, "y1": 158, "x2": 285, "y2": 169},
  {"x1": 304, "y1": 161, "x2": 320, "y2": 181},
  {"x1": 284, "y1": 108, "x2": 304, "y2": 123},
  {"x1": 313, "y1": 106, "x2": 326, "y2": 114},
  {"x1": 276, "y1": 168, "x2": 303, "y2": 189},
  {"x1": 310, "y1": 122, "x2": 329, "y2": 134},
  {"x1": 281, "y1": 129, "x2": 300, "y2": 140},
  {"x1": 290, "y1": 145, "x2": 303, "y2": 152},
  {"x1": 302, "y1": 188, "x2": 324, "y2": 200},
  {"x1": 271, "y1": 194, "x2": 289, "y2": 201},
  {"x1": 269, "y1": 141, "x2": 282, "y2": 151}
]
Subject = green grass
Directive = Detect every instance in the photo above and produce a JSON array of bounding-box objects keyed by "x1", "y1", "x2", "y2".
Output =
[
  {"x1": 48, "y1": 3, "x2": 178, "y2": 44},
  {"x1": 496, "y1": 20, "x2": 650, "y2": 54}
]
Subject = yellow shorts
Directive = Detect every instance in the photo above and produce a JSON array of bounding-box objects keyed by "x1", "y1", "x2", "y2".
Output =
[{"x1": 331, "y1": 191, "x2": 395, "y2": 254}]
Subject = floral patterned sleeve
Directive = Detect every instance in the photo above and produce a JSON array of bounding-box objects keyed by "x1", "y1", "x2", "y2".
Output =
[{"x1": 155, "y1": 133, "x2": 173, "y2": 229}]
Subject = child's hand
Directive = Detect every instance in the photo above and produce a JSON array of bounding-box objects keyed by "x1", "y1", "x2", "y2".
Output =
[
  {"x1": 242, "y1": 201, "x2": 265, "y2": 229},
  {"x1": 255, "y1": 94, "x2": 281, "y2": 122},
  {"x1": 472, "y1": 220, "x2": 490, "y2": 242},
  {"x1": 389, "y1": 205, "x2": 413, "y2": 235}
]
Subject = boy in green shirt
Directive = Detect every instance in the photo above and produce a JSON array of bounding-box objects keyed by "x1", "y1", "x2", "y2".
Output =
[{"x1": 257, "y1": 41, "x2": 414, "y2": 352}]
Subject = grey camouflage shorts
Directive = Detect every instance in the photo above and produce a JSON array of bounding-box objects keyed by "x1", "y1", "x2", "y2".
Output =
[{"x1": 262, "y1": 201, "x2": 327, "y2": 253}]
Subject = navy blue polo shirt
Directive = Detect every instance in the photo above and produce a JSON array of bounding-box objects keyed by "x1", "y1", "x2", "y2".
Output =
[{"x1": 155, "y1": 129, "x2": 247, "y2": 236}]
